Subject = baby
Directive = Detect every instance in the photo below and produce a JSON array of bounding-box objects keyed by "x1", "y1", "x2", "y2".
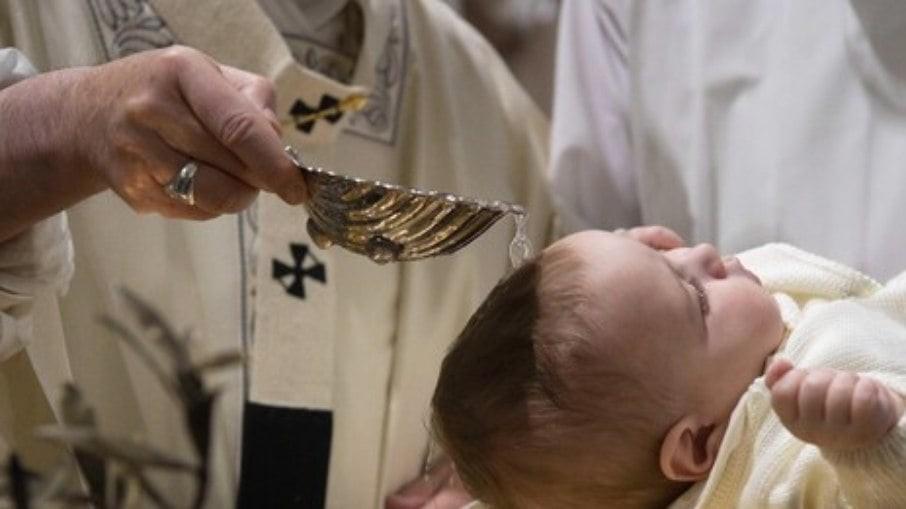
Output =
[{"x1": 431, "y1": 227, "x2": 906, "y2": 508}]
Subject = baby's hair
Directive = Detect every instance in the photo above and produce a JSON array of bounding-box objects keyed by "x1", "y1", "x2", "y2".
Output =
[{"x1": 431, "y1": 246, "x2": 685, "y2": 508}]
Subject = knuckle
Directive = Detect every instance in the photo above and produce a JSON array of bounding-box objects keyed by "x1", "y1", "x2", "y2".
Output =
[
  {"x1": 158, "y1": 45, "x2": 197, "y2": 71},
  {"x1": 117, "y1": 176, "x2": 161, "y2": 215},
  {"x1": 253, "y1": 76, "x2": 276, "y2": 101},
  {"x1": 219, "y1": 111, "x2": 259, "y2": 147},
  {"x1": 831, "y1": 371, "x2": 854, "y2": 388},
  {"x1": 775, "y1": 387, "x2": 796, "y2": 405},
  {"x1": 108, "y1": 129, "x2": 138, "y2": 159},
  {"x1": 123, "y1": 92, "x2": 162, "y2": 125},
  {"x1": 117, "y1": 177, "x2": 144, "y2": 204},
  {"x1": 771, "y1": 381, "x2": 792, "y2": 399},
  {"x1": 801, "y1": 374, "x2": 828, "y2": 395},
  {"x1": 856, "y1": 383, "x2": 880, "y2": 405}
]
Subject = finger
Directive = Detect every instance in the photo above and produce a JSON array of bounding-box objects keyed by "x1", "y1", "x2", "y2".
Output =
[
  {"x1": 880, "y1": 385, "x2": 906, "y2": 432},
  {"x1": 385, "y1": 493, "x2": 426, "y2": 509},
  {"x1": 849, "y1": 376, "x2": 898, "y2": 446},
  {"x1": 185, "y1": 162, "x2": 259, "y2": 215},
  {"x1": 627, "y1": 225, "x2": 685, "y2": 250},
  {"x1": 425, "y1": 488, "x2": 474, "y2": 509},
  {"x1": 151, "y1": 145, "x2": 258, "y2": 216},
  {"x1": 386, "y1": 474, "x2": 442, "y2": 507},
  {"x1": 220, "y1": 65, "x2": 277, "y2": 113},
  {"x1": 385, "y1": 479, "x2": 436, "y2": 509},
  {"x1": 885, "y1": 386, "x2": 906, "y2": 425},
  {"x1": 101, "y1": 134, "x2": 215, "y2": 220},
  {"x1": 851, "y1": 377, "x2": 880, "y2": 421},
  {"x1": 770, "y1": 366, "x2": 808, "y2": 424},
  {"x1": 136, "y1": 99, "x2": 248, "y2": 182},
  {"x1": 825, "y1": 370, "x2": 856, "y2": 427},
  {"x1": 220, "y1": 64, "x2": 281, "y2": 134},
  {"x1": 851, "y1": 377, "x2": 885, "y2": 433},
  {"x1": 155, "y1": 195, "x2": 220, "y2": 221},
  {"x1": 108, "y1": 168, "x2": 217, "y2": 221},
  {"x1": 387, "y1": 458, "x2": 457, "y2": 509},
  {"x1": 173, "y1": 54, "x2": 306, "y2": 203},
  {"x1": 129, "y1": 132, "x2": 257, "y2": 215},
  {"x1": 765, "y1": 358, "x2": 794, "y2": 388},
  {"x1": 798, "y1": 368, "x2": 836, "y2": 424}
]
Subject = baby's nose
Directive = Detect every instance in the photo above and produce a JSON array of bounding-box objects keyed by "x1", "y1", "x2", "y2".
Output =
[{"x1": 689, "y1": 243, "x2": 727, "y2": 279}]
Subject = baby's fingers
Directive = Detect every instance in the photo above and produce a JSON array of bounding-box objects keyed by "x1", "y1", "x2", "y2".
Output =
[
  {"x1": 769, "y1": 364, "x2": 808, "y2": 425},
  {"x1": 850, "y1": 377, "x2": 900, "y2": 441},
  {"x1": 797, "y1": 368, "x2": 837, "y2": 424},
  {"x1": 765, "y1": 358, "x2": 794, "y2": 388},
  {"x1": 824, "y1": 370, "x2": 857, "y2": 427}
]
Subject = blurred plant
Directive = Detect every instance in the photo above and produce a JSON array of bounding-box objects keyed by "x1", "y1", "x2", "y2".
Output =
[{"x1": 1, "y1": 288, "x2": 242, "y2": 508}]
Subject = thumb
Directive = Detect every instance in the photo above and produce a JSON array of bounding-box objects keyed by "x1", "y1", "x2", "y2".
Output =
[{"x1": 764, "y1": 357, "x2": 794, "y2": 389}]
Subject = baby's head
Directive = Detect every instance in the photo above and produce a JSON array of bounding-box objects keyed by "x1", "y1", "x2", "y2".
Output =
[{"x1": 431, "y1": 231, "x2": 785, "y2": 508}]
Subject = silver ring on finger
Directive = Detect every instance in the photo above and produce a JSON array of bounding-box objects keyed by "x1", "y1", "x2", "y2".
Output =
[{"x1": 165, "y1": 161, "x2": 199, "y2": 206}]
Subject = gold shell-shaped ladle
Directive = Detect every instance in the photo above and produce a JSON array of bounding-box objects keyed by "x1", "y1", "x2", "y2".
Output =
[{"x1": 286, "y1": 147, "x2": 525, "y2": 264}]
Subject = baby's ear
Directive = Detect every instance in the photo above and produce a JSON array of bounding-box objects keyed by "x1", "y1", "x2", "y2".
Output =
[{"x1": 659, "y1": 416, "x2": 726, "y2": 482}]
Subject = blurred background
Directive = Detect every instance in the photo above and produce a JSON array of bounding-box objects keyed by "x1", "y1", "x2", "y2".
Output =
[{"x1": 445, "y1": 0, "x2": 560, "y2": 116}]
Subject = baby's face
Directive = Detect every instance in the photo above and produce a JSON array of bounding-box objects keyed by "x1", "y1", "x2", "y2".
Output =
[{"x1": 547, "y1": 231, "x2": 785, "y2": 420}]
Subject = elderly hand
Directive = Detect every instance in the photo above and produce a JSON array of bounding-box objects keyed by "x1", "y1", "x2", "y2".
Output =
[
  {"x1": 766, "y1": 359, "x2": 906, "y2": 450},
  {"x1": 62, "y1": 46, "x2": 304, "y2": 220},
  {"x1": 385, "y1": 458, "x2": 474, "y2": 509}
]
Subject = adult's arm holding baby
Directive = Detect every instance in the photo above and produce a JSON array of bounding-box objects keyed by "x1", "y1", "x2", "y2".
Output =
[{"x1": 766, "y1": 359, "x2": 906, "y2": 506}]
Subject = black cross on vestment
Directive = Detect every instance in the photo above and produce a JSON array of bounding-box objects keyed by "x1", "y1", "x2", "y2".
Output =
[
  {"x1": 272, "y1": 243, "x2": 327, "y2": 300},
  {"x1": 290, "y1": 94, "x2": 344, "y2": 133}
]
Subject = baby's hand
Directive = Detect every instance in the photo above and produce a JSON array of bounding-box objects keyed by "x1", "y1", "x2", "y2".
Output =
[
  {"x1": 765, "y1": 359, "x2": 906, "y2": 450},
  {"x1": 614, "y1": 225, "x2": 685, "y2": 251}
]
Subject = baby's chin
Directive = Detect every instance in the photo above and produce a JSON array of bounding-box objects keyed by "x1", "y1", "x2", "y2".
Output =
[
  {"x1": 762, "y1": 292, "x2": 786, "y2": 352},
  {"x1": 740, "y1": 280, "x2": 785, "y2": 356}
]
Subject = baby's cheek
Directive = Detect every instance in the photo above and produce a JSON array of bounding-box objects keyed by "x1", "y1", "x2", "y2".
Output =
[
  {"x1": 713, "y1": 284, "x2": 782, "y2": 346},
  {"x1": 750, "y1": 288, "x2": 784, "y2": 343}
]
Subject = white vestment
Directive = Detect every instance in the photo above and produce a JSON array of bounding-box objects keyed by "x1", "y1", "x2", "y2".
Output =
[{"x1": 552, "y1": 0, "x2": 906, "y2": 281}]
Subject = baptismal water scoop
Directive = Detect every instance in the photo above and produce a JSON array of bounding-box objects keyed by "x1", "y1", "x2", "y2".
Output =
[{"x1": 286, "y1": 147, "x2": 532, "y2": 266}]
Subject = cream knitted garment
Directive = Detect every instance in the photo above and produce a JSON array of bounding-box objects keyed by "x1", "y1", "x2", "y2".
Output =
[{"x1": 671, "y1": 243, "x2": 906, "y2": 509}]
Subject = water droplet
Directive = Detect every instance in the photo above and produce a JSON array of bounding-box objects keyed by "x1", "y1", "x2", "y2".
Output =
[{"x1": 508, "y1": 212, "x2": 533, "y2": 269}]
